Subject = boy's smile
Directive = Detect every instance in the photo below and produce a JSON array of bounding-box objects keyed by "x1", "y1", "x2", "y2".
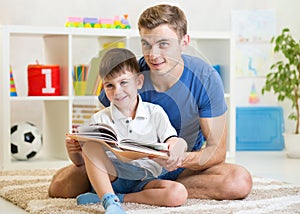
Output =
[{"x1": 103, "y1": 71, "x2": 144, "y2": 117}]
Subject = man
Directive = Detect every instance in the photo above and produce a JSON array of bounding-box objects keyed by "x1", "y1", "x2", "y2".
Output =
[{"x1": 49, "y1": 4, "x2": 252, "y2": 201}]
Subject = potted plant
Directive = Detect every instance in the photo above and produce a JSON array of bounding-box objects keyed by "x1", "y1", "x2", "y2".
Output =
[{"x1": 262, "y1": 28, "x2": 300, "y2": 158}]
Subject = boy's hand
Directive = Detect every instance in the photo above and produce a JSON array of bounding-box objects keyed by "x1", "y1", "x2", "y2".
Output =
[
  {"x1": 66, "y1": 138, "x2": 81, "y2": 153},
  {"x1": 152, "y1": 137, "x2": 187, "y2": 171},
  {"x1": 167, "y1": 137, "x2": 187, "y2": 170},
  {"x1": 66, "y1": 137, "x2": 84, "y2": 166}
]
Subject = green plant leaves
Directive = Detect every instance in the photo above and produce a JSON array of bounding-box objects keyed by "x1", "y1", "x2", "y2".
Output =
[{"x1": 262, "y1": 28, "x2": 300, "y2": 134}]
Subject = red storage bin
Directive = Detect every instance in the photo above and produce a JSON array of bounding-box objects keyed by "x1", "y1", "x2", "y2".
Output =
[{"x1": 27, "y1": 64, "x2": 60, "y2": 96}]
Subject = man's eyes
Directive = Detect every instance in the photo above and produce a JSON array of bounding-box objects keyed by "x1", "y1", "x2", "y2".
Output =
[
  {"x1": 159, "y1": 42, "x2": 169, "y2": 48},
  {"x1": 141, "y1": 41, "x2": 170, "y2": 49},
  {"x1": 142, "y1": 42, "x2": 151, "y2": 49}
]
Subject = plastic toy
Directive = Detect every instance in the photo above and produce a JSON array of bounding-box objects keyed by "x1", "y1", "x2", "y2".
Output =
[
  {"x1": 65, "y1": 17, "x2": 84, "y2": 28},
  {"x1": 10, "y1": 66, "x2": 17, "y2": 96},
  {"x1": 83, "y1": 17, "x2": 99, "y2": 28},
  {"x1": 65, "y1": 14, "x2": 130, "y2": 29},
  {"x1": 248, "y1": 83, "x2": 260, "y2": 104},
  {"x1": 99, "y1": 18, "x2": 114, "y2": 28},
  {"x1": 27, "y1": 64, "x2": 61, "y2": 96},
  {"x1": 113, "y1": 14, "x2": 131, "y2": 29}
]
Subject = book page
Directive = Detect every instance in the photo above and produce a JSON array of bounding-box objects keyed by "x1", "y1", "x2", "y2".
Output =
[
  {"x1": 77, "y1": 123, "x2": 117, "y2": 141},
  {"x1": 120, "y1": 139, "x2": 168, "y2": 151}
]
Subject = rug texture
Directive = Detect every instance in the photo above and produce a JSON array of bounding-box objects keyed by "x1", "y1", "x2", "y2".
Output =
[{"x1": 1, "y1": 169, "x2": 300, "y2": 213}]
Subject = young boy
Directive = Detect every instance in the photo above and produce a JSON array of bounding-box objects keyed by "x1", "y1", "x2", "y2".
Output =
[{"x1": 71, "y1": 48, "x2": 188, "y2": 213}]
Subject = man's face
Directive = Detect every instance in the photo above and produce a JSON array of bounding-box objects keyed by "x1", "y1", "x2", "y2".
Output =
[{"x1": 139, "y1": 24, "x2": 185, "y2": 75}]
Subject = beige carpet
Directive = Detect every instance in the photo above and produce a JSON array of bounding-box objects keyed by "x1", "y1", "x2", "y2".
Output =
[{"x1": 1, "y1": 169, "x2": 300, "y2": 213}]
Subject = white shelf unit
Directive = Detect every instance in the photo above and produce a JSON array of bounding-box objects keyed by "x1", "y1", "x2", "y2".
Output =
[
  {"x1": 0, "y1": 26, "x2": 235, "y2": 170},
  {"x1": 189, "y1": 31, "x2": 236, "y2": 158}
]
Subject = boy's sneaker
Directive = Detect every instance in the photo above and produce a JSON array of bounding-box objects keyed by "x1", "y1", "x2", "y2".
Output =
[
  {"x1": 76, "y1": 192, "x2": 101, "y2": 205},
  {"x1": 102, "y1": 193, "x2": 126, "y2": 214}
]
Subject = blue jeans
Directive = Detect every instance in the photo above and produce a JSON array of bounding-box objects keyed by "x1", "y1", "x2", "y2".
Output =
[{"x1": 91, "y1": 158, "x2": 157, "y2": 194}]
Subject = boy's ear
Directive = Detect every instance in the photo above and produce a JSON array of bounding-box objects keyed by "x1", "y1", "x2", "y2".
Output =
[{"x1": 137, "y1": 73, "x2": 144, "y2": 89}]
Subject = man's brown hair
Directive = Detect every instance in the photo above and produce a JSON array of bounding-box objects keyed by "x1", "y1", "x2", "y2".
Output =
[{"x1": 138, "y1": 4, "x2": 187, "y2": 39}]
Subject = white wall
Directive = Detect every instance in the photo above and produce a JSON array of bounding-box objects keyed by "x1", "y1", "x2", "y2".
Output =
[
  {"x1": 1, "y1": 0, "x2": 300, "y2": 34},
  {"x1": 2, "y1": 0, "x2": 299, "y2": 132}
]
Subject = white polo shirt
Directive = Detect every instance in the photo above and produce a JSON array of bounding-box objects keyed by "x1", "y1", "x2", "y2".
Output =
[{"x1": 89, "y1": 94, "x2": 177, "y2": 177}]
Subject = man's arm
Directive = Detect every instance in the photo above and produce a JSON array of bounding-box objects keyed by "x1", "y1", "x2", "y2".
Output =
[{"x1": 181, "y1": 114, "x2": 227, "y2": 170}]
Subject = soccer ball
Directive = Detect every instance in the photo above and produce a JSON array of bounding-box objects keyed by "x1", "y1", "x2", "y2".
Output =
[{"x1": 11, "y1": 122, "x2": 43, "y2": 160}]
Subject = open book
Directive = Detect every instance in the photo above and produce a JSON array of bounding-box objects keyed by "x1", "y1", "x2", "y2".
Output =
[{"x1": 67, "y1": 123, "x2": 169, "y2": 162}]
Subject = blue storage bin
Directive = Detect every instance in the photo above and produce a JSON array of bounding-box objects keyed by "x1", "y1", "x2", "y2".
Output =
[{"x1": 236, "y1": 107, "x2": 285, "y2": 151}]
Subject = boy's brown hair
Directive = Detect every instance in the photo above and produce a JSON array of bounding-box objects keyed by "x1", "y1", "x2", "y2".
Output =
[
  {"x1": 99, "y1": 48, "x2": 139, "y2": 80},
  {"x1": 138, "y1": 4, "x2": 187, "y2": 39}
]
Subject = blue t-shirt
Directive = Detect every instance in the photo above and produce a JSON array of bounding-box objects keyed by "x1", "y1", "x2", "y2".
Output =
[{"x1": 99, "y1": 54, "x2": 227, "y2": 152}]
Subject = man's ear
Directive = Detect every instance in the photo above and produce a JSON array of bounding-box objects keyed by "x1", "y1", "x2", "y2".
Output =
[
  {"x1": 137, "y1": 73, "x2": 144, "y2": 89},
  {"x1": 182, "y1": 34, "x2": 190, "y2": 46},
  {"x1": 180, "y1": 34, "x2": 190, "y2": 51}
]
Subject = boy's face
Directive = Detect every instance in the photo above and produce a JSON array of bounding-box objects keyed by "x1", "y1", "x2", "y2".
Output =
[
  {"x1": 103, "y1": 70, "x2": 144, "y2": 111},
  {"x1": 139, "y1": 24, "x2": 188, "y2": 75}
]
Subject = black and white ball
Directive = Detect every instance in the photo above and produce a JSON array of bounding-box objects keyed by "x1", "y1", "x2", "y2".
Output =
[{"x1": 11, "y1": 122, "x2": 43, "y2": 160}]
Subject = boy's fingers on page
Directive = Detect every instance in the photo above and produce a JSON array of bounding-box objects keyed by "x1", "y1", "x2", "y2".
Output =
[
  {"x1": 165, "y1": 156, "x2": 181, "y2": 171},
  {"x1": 67, "y1": 139, "x2": 79, "y2": 146},
  {"x1": 66, "y1": 139, "x2": 82, "y2": 153},
  {"x1": 66, "y1": 138, "x2": 78, "y2": 145},
  {"x1": 165, "y1": 163, "x2": 179, "y2": 171}
]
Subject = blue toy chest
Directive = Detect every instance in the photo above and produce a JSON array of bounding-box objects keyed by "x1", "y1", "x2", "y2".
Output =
[{"x1": 236, "y1": 107, "x2": 285, "y2": 151}]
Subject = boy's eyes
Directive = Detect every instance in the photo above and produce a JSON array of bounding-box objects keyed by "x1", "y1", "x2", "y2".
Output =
[
  {"x1": 104, "y1": 81, "x2": 128, "y2": 89},
  {"x1": 104, "y1": 84, "x2": 113, "y2": 89}
]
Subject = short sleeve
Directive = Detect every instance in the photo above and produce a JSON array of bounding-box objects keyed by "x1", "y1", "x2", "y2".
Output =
[{"x1": 151, "y1": 105, "x2": 177, "y2": 143}]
